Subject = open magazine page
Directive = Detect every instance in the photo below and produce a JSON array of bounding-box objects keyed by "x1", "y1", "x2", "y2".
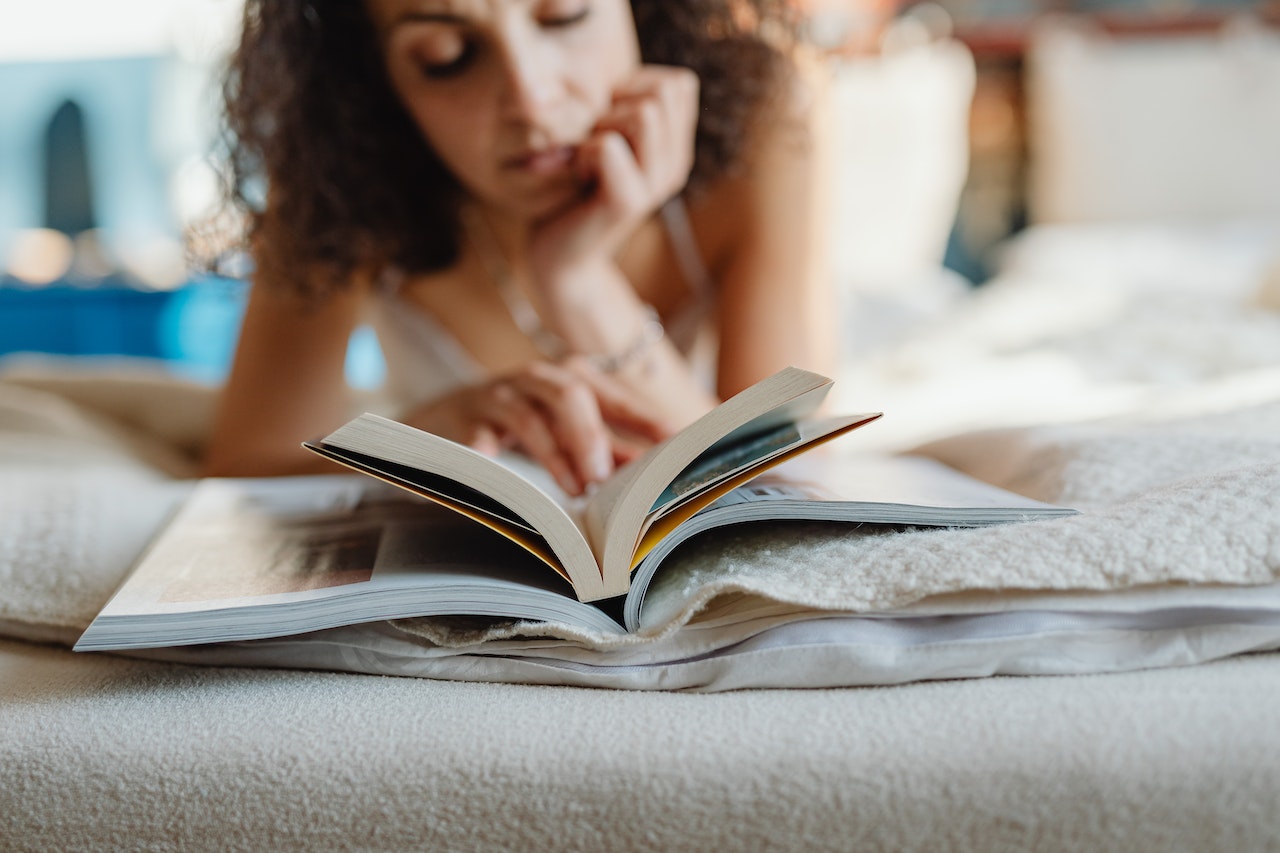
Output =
[
  {"x1": 311, "y1": 368, "x2": 840, "y2": 601},
  {"x1": 76, "y1": 476, "x2": 623, "y2": 651},
  {"x1": 629, "y1": 415, "x2": 883, "y2": 562},
  {"x1": 751, "y1": 452, "x2": 1074, "y2": 511},
  {"x1": 621, "y1": 451, "x2": 1076, "y2": 630}
]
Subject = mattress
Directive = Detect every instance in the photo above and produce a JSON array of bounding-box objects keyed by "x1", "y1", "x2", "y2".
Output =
[{"x1": 4, "y1": 638, "x2": 1278, "y2": 852}]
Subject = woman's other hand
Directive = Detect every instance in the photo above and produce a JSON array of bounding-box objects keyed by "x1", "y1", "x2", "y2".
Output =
[
  {"x1": 399, "y1": 358, "x2": 673, "y2": 495},
  {"x1": 529, "y1": 65, "x2": 699, "y2": 279}
]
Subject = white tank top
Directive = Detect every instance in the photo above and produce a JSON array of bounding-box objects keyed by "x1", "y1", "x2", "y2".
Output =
[{"x1": 367, "y1": 198, "x2": 716, "y2": 410}]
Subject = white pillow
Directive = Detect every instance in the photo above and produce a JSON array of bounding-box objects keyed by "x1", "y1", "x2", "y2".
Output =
[
  {"x1": 1026, "y1": 17, "x2": 1280, "y2": 224},
  {"x1": 827, "y1": 35, "x2": 975, "y2": 289}
]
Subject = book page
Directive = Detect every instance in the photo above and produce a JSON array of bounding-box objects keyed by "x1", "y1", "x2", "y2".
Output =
[
  {"x1": 630, "y1": 415, "x2": 882, "y2": 568},
  {"x1": 308, "y1": 414, "x2": 606, "y2": 600},
  {"x1": 78, "y1": 476, "x2": 627, "y2": 649},
  {"x1": 754, "y1": 452, "x2": 1072, "y2": 511},
  {"x1": 585, "y1": 370, "x2": 835, "y2": 541},
  {"x1": 584, "y1": 367, "x2": 867, "y2": 596},
  {"x1": 103, "y1": 477, "x2": 571, "y2": 613},
  {"x1": 621, "y1": 452, "x2": 1076, "y2": 631}
]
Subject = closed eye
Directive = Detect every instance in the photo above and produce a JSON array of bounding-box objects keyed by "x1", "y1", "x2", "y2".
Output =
[
  {"x1": 541, "y1": 7, "x2": 590, "y2": 28},
  {"x1": 420, "y1": 41, "x2": 477, "y2": 79}
]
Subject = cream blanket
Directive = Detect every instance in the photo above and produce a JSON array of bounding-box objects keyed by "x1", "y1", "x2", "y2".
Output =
[{"x1": 1, "y1": 363, "x2": 1278, "y2": 690}]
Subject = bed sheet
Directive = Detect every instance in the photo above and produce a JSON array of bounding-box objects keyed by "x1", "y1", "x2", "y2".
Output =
[{"x1": 832, "y1": 218, "x2": 1280, "y2": 449}]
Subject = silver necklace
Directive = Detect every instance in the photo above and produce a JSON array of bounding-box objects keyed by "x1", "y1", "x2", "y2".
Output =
[
  {"x1": 461, "y1": 207, "x2": 568, "y2": 360},
  {"x1": 460, "y1": 206, "x2": 667, "y2": 375}
]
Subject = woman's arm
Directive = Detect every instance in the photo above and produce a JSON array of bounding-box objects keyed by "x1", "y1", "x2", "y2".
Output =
[
  {"x1": 202, "y1": 276, "x2": 366, "y2": 477},
  {"x1": 709, "y1": 56, "x2": 838, "y2": 400},
  {"x1": 530, "y1": 59, "x2": 837, "y2": 420},
  {"x1": 207, "y1": 266, "x2": 669, "y2": 489},
  {"x1": 526, "y1": 66, "x2": 720, "y2": 427}
]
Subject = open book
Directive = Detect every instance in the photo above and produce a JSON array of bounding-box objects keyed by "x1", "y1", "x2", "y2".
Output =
[
  {"x1": 304, "y1": 367, "x2": 880, "y2": 602},
  {"x1": 75, "y1": 368, "x2": 1075, "y2": 650}
]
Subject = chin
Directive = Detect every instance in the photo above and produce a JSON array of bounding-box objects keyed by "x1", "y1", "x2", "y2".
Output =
[{"x1": 507, "y1": 180, "x2": 587, "y2": 222}]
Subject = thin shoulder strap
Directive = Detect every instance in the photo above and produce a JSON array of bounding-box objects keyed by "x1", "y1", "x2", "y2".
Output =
[
  {"x1": 371, "y1": 267, "x2": 485, "y2": 385},
  {"x1": 660, "y1": 196, "x2": 714, "y2": 301}
]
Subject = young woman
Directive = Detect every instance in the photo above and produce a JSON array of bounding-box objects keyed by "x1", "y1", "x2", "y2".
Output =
[{"x1": 204, "y1": 0, "x2": 835, "y2": 494}]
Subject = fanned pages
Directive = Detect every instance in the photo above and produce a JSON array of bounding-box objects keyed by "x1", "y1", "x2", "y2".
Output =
[
  {"x1": 306, "y1": 368, "x2": 881, "y2": 600},
  {"x1": 308, "y1": 415, "x2": 607, "y2": 600}
]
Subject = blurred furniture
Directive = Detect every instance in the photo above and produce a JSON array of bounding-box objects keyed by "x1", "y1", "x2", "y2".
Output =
[
  {"x1": 1025, "y1": 14, "x2": 1280, "y2": 223},
  {"x1": 0, "y1": 278, "x2": 246, "y2": 380},
  {"x1": 824, "y1": 20, "x2": 978, "y2": 354},
  {"x1": 828, "y1": 27, "x2": 976, "y2": 290},
  {"x1": 941, "y1": 1, "x2": 1280, "y2": 275}
]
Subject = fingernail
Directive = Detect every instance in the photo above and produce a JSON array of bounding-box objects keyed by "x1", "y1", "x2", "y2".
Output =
[{"x1": 591, "y1": 444, "x2": 613, "y2": 482}]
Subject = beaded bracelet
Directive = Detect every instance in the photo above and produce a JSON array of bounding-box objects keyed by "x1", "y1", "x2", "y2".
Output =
[{"x1": 585, "y1": 305, "x2": 666, "y2": 374}]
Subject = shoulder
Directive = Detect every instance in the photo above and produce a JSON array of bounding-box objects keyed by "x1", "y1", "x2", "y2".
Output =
[
  {"x1": 241, "y1": 263, "x2": 381, "y2": 330},
  {"x1": 686, "y1": 50, "x2": 830, "y2": 265},
  {"x1": 744, "y1": 47, "x2": 830, "y2": 174}
]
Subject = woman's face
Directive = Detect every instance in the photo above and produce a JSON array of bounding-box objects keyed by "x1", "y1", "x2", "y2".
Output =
[{"x1": 366, "y1": 0, "x2": 642, "y2": 220}]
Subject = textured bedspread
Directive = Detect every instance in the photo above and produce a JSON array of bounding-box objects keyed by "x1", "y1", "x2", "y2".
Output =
[
  {"x1": 3, "y1": 221, "x2": 1280, "y2": 848},
  {"x1": 2, "y1": 367, "x2": 1279, "y2": 690},
  {"x1": 4, "y1": 637, "x2": 1279, "y2": 852}
]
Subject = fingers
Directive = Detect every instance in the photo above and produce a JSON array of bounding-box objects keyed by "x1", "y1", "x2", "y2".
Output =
[
  {"x1": 509, "y1": 365, "x2": 615, "y2": 490},
  {"x1": 594, "y1": 65, "x2": 699, "y2": 203},
  {"x1": 554, "y1": 130, "x2": 649, "y2": 258},
  {"x1": 583, "y1": 130, "x2": 651, "y2": 222},
  {"x1": 530, "y1": 66, "x2": 698, "y2": 272},
  {"x1": 468, "y1": 424, "x2": 502, "y2": 458},
  {"x1": 400, "y1": 363, "x2": 664, "y2": 495},
  {"x1": 466, "y1": 363, "x2": 662, "y2": 496},
  {"x1": 561, "y1": 356, "x2": 674, "y2": 442},
  {"x1": 594, "y1": 97, "x2": 664, "y2": 192},
  {"x1": 565, "y1": 65, "x2": 698, "y2": 234},
  {"x1": 479, "y1": 378, "x2": 586, "y2": 495}
]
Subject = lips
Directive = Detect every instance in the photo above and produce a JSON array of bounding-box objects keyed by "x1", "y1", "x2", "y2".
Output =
[{"x1": 504, "y1": 145, "x2": 575, "y2": 176}]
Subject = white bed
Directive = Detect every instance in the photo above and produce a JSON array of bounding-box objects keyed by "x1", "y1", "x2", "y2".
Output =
[
  {"x1": 4, "y1": 212, "x2": 1279, "y2": 847},
  {"x1": 5, "y1": 24, "x2": 1280, "y2": 850},
  {"x1": 4, "y1": 636, "x2": 1278, "y2": 851}
]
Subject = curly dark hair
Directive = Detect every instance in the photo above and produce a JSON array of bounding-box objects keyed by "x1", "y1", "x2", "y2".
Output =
[{"x1": 220, "y1": 0, "x2": 798, "y2": 296}]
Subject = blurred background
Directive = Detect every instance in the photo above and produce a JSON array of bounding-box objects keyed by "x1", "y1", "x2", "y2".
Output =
[
  {"x1": 0, "y1": 1, "x2": 248, "y2": 382},
  {"x1": 1, "y1": 0, "x2": 1277, "y2": 387}
]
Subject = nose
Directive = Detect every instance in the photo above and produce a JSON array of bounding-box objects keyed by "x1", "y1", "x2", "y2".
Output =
[{"x1": 496, "y1": 31, "x2": 559, "y2": 123}]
